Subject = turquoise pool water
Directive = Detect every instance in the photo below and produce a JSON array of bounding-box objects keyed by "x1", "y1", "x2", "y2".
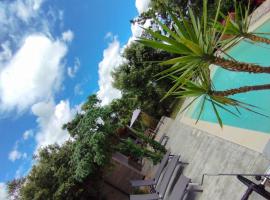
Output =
[{"x1": 190, "y1": 19, "x2": 270, "y2": 133}]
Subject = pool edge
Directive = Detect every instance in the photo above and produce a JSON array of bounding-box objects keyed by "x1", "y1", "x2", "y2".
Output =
[{"x1": 180, "y1": 115, "x2": 270, "y2": 153}]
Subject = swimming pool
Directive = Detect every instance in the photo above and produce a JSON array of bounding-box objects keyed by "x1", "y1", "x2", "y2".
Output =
[{"x1": 190, "y1": 19, "x2": 270, "y2": 134}]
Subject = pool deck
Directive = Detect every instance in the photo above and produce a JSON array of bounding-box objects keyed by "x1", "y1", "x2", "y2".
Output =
[
  {"x1": 155, "y1": 115, "x2": 270, "y2": 200},
  {"x1": 180, "y1": 115, "x2": 270, "y2": 154}
]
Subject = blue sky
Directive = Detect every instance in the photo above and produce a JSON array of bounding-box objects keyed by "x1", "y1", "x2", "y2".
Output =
[{"x1": 0, "y1": 0, "x2": 151, "y2": 197}]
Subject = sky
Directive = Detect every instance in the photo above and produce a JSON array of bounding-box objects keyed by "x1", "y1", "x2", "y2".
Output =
[{"x1": 0, "y1": 0, "x2": 151, "y2": 198}]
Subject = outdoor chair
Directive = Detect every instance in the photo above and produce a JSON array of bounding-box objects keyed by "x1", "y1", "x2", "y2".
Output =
[
  {"x1": 130, "y1": 150, "x2": 188, "y2": 189},
  {"x1": 237, "y1": 175, "x2": 270, "y2": 200},
  {"x1": 130, "y1": 150, "x2": 172, "y2": 188},
  {"x1": 158, "y1": 135, "x2": 169, "y2": 147},
  {"x1": 168, "y1": 174, "x2": 203, "y2": 200},
  {"x1": 130, "y1": 155, "x2": 181, "y2": 200}
]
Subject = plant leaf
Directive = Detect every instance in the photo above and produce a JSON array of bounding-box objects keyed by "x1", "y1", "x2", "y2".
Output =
[{"x1": 211, "y1": 100, "x2": 223, "y2": 128}]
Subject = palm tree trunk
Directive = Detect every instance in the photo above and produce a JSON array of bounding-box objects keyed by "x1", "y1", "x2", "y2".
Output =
[
  {"x1": 243, "y1": 33, "x2": 270, "y2": 45},
  {"x1": 212, "y1": 84, "x2": 270, "y2": 96},
  {"x1": 211, "y1": 57, "x2": 270, "y2": 73}
]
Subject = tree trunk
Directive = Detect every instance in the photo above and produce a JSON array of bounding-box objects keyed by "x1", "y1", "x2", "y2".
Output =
[
  {"x1": 211, "y1": 57, "x2": 270, "y2": 73},
  {"x1": 244, "y1": 33, "x2": 270, "y2": 45},
  {"x1": 212, "y1": 84, "x2": 270, "y2": 96}
]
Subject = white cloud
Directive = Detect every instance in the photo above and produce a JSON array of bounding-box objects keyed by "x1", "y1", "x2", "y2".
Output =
[
  {"x1": 22, "y1": 153, "x2": 27, "y2": 159},
  {"x1": 15, "y1": 164, "x2": 27, "y2": 179},
  {"x1": 97, "y1": 21, "x2": 151, "y2": 105},
  {"x1": 0, "y1": 183, "x2": 8, "y2": 200},
  {"x1": 96, "y1": 1, "x2": 153, "y2": 106},
  {"x1": 97, "y1": 37, "x2": 123, "y2": 105},
  {"x1": 131, "y1": 22, "x2": 143, "y2": 38},
  {"x1": 0, "y1": 0, "x2": 47, "y2": 45},
  {"x1": 9, "y1": 149, "x2": 22, "y2": 162},
  {"x1": 13, "y1": 1, "x2": 33, "y2": 22},
  {"x1": 128, "y1": 19, "x2": 152, "y2": 45},
  {"x1": 0, "y1": 0, "x2": 64, "y2": 69},
  {"x1": 62, "y1": 30, "x2": 74, "y2": 42},
  {"x1": 59, "y1": 10, "x2": 64, "y2": 21},
  {"x1": 32, "y1": 100, "x2": 76, "y2": 150},
  {"x1": 96, "y1": 117, "x2": 104, "y2": 125},
  {"x1": 105, "y1": 32, "x2": 113, "y2": 40},
  {"x1": 23, "y1": 130, "x2": 34, "y2": 140},
  {"x1": 32, "y1": 0, "x2": 44, "y2": 10},
  {"x1": 0, "y1": 34, "x2": 68, "y2": 112},
  {"x1": 8, "y1": 141, "x2": 27, "y2": 162},
  {"x1": 67, "y1": 57, "x2": 80, "y2": 78},
  {"x1": 74, "y1": 84, "x2": 84, "y2": 96},
  {"x1": 11, "y1": 0, "x2": 45, "y2": 22},
  {"x1": 125, "y1": 1, "x2": 152, "y2": 46},
  {"x1": 0, "y1": 41, "x2": 12, "y2": 63},
  {"x1": 135, "y1": 0, "x2": 151, "y2": 14}
]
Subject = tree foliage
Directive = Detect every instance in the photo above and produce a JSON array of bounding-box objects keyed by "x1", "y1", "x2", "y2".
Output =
[
  {"x1": 109, "y1": 93, "x2": 139, "y2": 125},
  {"x1": 134, "y1": 0, "x2": 259, "y2": 26},
  {"x1": 17, "y1": 142, "x2": 106, "y2": 200},
  {"x1": 63, "y1": 95, "x2": 119, "y2": 181},
  {"x1": 14, "y1": 95, "x2": 117, "y2": 200},
  {"x1": 7, "y1": 178, "x2": 25, "y2": 200},
  {"x1": 11, "y1": 95, "x2": 165, "y2": 199},
  {"x1": 112, "y1": 42, "x2": 176, "y2": 118}
]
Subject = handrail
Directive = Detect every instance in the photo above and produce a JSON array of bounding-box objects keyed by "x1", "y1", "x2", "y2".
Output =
[{"x1": 200, "y1": 173, "x2": 270, "y2": 185}]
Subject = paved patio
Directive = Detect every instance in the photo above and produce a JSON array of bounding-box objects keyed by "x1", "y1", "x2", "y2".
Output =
[{"x1": 154, "y1": 115, "x2": 270, "y2": 200}]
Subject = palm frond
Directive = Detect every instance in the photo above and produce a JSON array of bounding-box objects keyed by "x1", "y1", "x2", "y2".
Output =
[{"x1": 136, "y1": 0, "x2": 267, "y2": 128}]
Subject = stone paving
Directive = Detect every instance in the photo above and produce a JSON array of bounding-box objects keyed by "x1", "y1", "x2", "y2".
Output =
[{"x1": 154, "y1": 115, "x2": 270, "y2": 200}]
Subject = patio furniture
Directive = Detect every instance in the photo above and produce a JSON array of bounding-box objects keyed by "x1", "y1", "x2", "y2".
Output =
[
  {"x1": 237, "y1": 175, "x2": 270, "y2": 200},
  {"x1": 158, "y1": 135, "x2": 169, "y2": 147},
  {"x1": 200, "y1": 172, "x2": 270, "y2": 200},
  {"x1": 169, "y1": 174, "x2": 203, "y2": 200},
  {"x1": 146, "y1": 116, "x2": 166, "y2": 140},
  {"x1": 130, "y1": 155, "x2": 181, "y2": 200},
  {"x1": 130, "y1": 150, "x2": 172, "y2": 188}
]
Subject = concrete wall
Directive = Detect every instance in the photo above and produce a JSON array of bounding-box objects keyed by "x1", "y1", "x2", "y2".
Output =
[
  {"x1": 103, "y1": 182, "x2": 129, "y2": 200},
  {"x1": 103, "y1": 152, "x2": 144, "y2": 200}
]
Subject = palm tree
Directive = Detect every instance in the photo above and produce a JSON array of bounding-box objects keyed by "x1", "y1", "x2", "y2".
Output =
[
  {"x1": 216, "y1": 1, "x2": 270, "y2": 45},
  {"x1": 137, "y1": 0, "x2": 269, "y2": 126},
  {"x1": 212, "y1": 84, "x2": 270, "y2": 96},
  {"x1": 139, "y1": 2, "x2": 270, "y2": 75},
  {"x1": 173, "y1": 72, "x2": 269, "y2": 127}
]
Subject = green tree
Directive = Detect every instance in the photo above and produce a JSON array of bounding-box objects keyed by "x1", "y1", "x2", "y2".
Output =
[
  {"x1": 65, "y1": 94, "x2": 163, "y2": 172},
  {"x1": 126, "y1": 126, "x2": 166, "y2": 154},
  {"x1": 17, "y1": 142, "x2": 105, "y2": 200},
  {"x1": 63, "y1": 95, "x2": 119, "y2": 181},
  {"x1": 7, "y1": 65, "x2": 170, "y2": 199},
  {"x1": 109, "y1": 93, "x2": 139, "y2": 125},
  {"x1": 133, "y1": 0, "x2": 248, "y2": 26},
  {"x1": 112, "y1": 42, "x2": 176, "y2": 118},
  {"x1": 7, "y1": 178, "x2": 25, "y2": 200},
  {"x1": 117, "y1": 138, "x2": 163, "y2": 165},
  {"x1": 14, "y1": 95, "x2": 118, "y2": 200}
]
